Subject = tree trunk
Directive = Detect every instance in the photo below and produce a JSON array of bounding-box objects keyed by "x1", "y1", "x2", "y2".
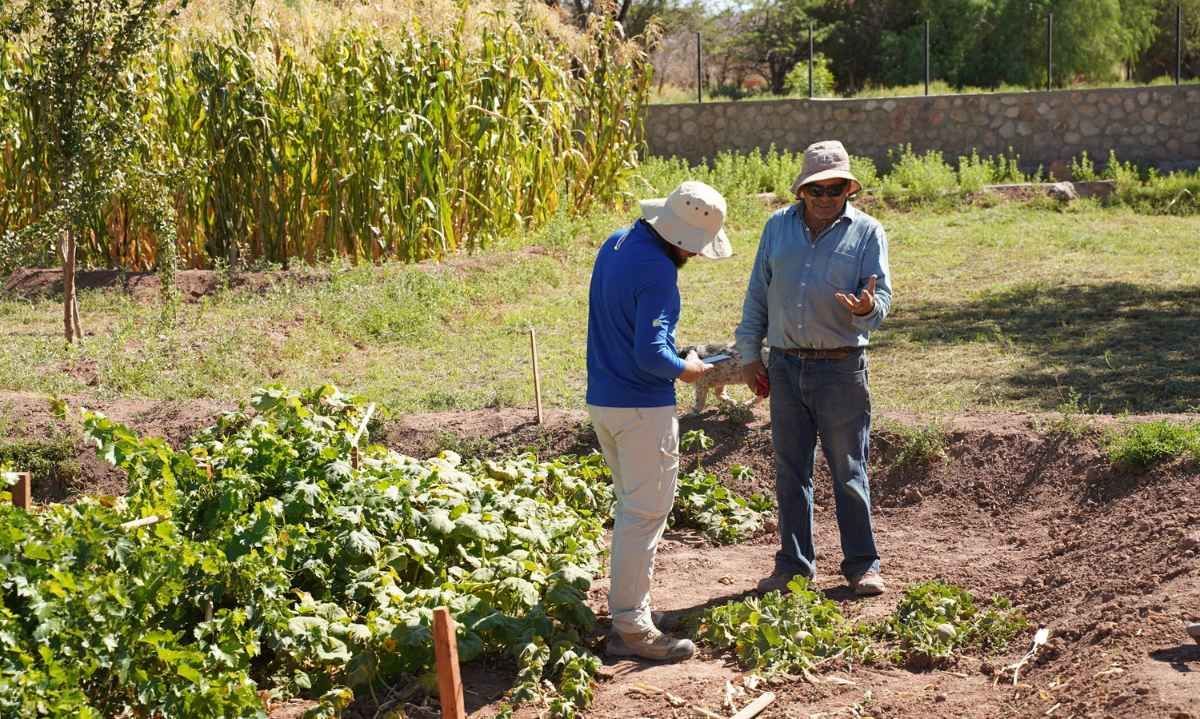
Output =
[{"x1": 60, "y1": 230, "x2": 81, "y2": 342}]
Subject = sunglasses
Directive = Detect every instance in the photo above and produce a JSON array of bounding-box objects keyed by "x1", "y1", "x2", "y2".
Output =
[{"x1": 803, "y1": 181, "x2": 849, "y2": 198}]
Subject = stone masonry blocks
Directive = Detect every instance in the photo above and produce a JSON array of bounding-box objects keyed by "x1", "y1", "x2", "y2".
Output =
[{"x1": 644, "y1": 86, "x2": 1200, "y2": 172}]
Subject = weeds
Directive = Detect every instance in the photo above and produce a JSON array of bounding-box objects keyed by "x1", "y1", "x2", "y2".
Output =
[
  {"x1": 1045, "y1": 389, "x2": 1096, "y2": 439},
  {"x1": 681, "y1": 428, "x2": 715, "y2": 452},
  {"x1": 699, "y1": 578, "x2": 874, "y2": 677},
  {"x1": 673, "y1": 468, "x2": 772, "y2": 543},
  {"x1": 1071, "y1": 151, "x2": 1098, "y2": 181},
  {"x1": 885, "y1": 421, "x2": 949, "y2": 468},
  {"x1": 872, "y1": 581, "x2": 1028, "y2": 670},
  {"x1": 700, "y1": 579, "x2": 1026, "y2": 676},
  {"x1": 1106, "y1": 420, "x2": 1200, "y2": 470}
]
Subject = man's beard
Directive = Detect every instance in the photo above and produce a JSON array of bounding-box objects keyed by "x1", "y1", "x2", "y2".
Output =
[{"x1": 667, "y1": 245, "x2": 689, "y2": 268}]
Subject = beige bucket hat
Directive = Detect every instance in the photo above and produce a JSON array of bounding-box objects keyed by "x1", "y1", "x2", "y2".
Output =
[
  {"x1": 789, "y1": 140, "x2": 862, "y2": 196},
  {"x1": 640, "y1": 180, "x2": 733, "y2": 259}
]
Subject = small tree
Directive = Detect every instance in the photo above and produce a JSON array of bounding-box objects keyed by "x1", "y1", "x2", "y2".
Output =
[
  {"x1": 1, "y1": 0, "x2": 185, "y2": 342},
  {"x1": 737, "y1": 0, "x2": 821, "y2": 94}
]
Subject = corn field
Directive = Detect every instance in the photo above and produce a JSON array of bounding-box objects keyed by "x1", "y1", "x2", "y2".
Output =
[{"x1": 0, "y1": 8, "x2": 650, "y2": 270}]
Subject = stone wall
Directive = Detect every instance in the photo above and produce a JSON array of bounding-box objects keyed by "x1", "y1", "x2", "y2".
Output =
[{"x1": 644, "y1": 87, "x2": 1200, "y2": 177}]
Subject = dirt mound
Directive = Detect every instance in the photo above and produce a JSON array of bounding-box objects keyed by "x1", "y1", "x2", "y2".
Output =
[
  {"x1": 1, "y1": 394, "x2": 1196, "y2": 718},
  {"x1": 3, "y1": 268, "x2": 330, "y2": 303}
]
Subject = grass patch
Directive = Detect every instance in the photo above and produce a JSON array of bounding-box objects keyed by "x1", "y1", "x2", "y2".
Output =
[
  {"x1": 1106, "y1": 421, "x2": 1200, "y2": 470},
  {"x1": 2, "y1": 158, "x2": 1199, "y2": 416},
  {"x1": 0, "y1": 436, "x2": 80, "y2": 500}
]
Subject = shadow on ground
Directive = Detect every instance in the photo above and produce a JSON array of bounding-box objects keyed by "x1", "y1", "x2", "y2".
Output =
[{"x1": 882, "y1": 282, "x2": 1200, "y2": 412}]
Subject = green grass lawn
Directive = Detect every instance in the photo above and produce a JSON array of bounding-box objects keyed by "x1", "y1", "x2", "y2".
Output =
[{"x1": 3, "y1": 198, "x2": 1199, "y2": 417}]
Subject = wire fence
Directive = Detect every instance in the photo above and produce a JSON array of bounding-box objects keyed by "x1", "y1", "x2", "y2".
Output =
[{"x1": 685, "y1": 7, "x2": 1193, "y2": 104}]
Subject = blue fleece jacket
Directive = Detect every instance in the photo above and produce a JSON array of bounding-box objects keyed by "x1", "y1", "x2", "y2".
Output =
[{"x1": 585, "y1": 220, "x2": 687, "y2": 408}]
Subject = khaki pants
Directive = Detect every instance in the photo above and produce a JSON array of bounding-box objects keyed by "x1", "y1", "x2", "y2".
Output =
[{"x1": 587, "y1": 404, "x2": 680, "y2": 636}]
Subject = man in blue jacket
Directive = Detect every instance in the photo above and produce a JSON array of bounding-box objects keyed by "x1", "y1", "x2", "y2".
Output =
[
  {"x1": 737, "y1": 140, "x2": 892, "y2": 598},
  {"x1": 587, "y1": 180, "x2": 733, "y2": 662}
]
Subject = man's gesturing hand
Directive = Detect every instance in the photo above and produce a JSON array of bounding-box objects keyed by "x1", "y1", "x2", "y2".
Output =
[
  {"x1": 678, "y1": 349, "x2": 712, "y2": 384},
  {"x1": 835, "y1": 274, "x2": 877, "y2": 317},
  {"x1": 741, "y1": 360, "x2": 769, "y2": 398}
]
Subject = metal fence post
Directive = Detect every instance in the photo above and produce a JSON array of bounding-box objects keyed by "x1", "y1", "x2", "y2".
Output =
[
  {"x1": 1177, "y1": 3, "x2": 1183, "y2": 86},
  {"x1": 696, "y1": 31, "x2": 702, "y2": 104},
  {"x1": 1046, "y1": 12, "x2": 1053, "y2": 91},
  {"x1": 808, "y1": 23, "x2": 814, "y2": 98},
  {"x1": 924, "y1": 19, "x2": 930, "y2": 96}
]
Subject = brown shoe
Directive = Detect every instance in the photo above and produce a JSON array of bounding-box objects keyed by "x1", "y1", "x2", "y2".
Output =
[
  {"x1": 755, "y1": 573, "x2": 795, "y2": 595},
  {"x1": 607, "y1": 628, "x2": 695, "y2": 662},
  {"x1": 849, "y1": 570, "x2": 886, "y2": 596}
]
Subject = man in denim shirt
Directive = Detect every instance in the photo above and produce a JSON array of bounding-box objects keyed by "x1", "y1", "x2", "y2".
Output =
[{"x1": 735, "y1": 140, "x2": 892, "y2": 597}]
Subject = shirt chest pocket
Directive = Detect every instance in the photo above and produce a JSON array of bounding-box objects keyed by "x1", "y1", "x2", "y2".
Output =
[{"x1": 823, "y1": 252, "x2": 859, "y2": 292}]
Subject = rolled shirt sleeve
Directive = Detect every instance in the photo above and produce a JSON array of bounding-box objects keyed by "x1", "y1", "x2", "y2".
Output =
[
  {"x1": 850, "y1": 223, "x2": 891, "y2": 332},
  {"x1": 734, "y1": 224, "x2": 772, "y2": 364}
]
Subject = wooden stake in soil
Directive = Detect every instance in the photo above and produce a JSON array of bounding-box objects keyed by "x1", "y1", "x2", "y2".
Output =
[
  {"x1": 529, "y1": 326, "x2": 544, "y2": 425},
  {"x1": 350, "y1": 403, "x2": 376, "y2": 470},
  {"x1": 119, "y1": 515, "x2": 162, "y2": 532},
  {"x1": 730, "y1": 692, "x2": 775, "y2": 719},
  {"x1": 433, "y1": 607, "x2": 466, "y2": 719},
  {"x1": 9, "y1": 472, "x2": 31, "y2": 510}
]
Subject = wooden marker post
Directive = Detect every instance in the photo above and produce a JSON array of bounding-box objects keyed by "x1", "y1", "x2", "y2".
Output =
[
  {"x1": 529, "y1": 327, "x2": 544, "y2": 425},
  {"x1": 10, "y1": 472, "x2": 31, "y2": 510},
  {"x1": 432, "y1": 607, "x2": 466, "y2": 719}
]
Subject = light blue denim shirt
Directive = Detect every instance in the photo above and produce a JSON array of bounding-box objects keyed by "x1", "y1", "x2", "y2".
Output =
[{"x1": 735, "y1": 201, "x2": 892, "y2": 363}]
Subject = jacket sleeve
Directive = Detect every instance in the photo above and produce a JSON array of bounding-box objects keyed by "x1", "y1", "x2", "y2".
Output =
[
  {"x1": 735, "y1": 221, "x2": 773, "y2": 364},
  {"x1": 633, "y1": 283, "x2": 687, "y2": 379}
]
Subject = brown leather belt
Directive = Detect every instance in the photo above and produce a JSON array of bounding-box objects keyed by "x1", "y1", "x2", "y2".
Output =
[{"x1": 773, "y1": 346, "x2": 860, "y2": 360}]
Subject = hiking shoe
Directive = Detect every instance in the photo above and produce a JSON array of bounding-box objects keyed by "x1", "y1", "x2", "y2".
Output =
[
  {"x1": 755, "y1": 572, "x2": 798, "y2": 595},
  {"x1": 606, "y1": 628, "x2": 695, "y2": 662},
  {"x1": 1187, "y1": 622, "x2": 1200, "y2": 644},
  {"x1": 849, "y1": 570, "x2": 886, "y2": 596}
]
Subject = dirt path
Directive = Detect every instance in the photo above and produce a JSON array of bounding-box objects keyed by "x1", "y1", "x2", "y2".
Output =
[{"x1": 2, "y1": 393, "x2": 1197, "y2": 718}]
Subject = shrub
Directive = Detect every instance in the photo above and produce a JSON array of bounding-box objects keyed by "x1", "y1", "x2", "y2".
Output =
[
  {"x1": 783, "y1": 54, "x2": 836, "y2": 97},
  {"x1": 886, "y1": 421, "x2": 949, "y2": 468},
  {"x1": 879, "y1": 145, "x2": 959, "y2": 204},
  {"x1": 1070, "y1": 151, "x2": 1099, "y2": 181}
]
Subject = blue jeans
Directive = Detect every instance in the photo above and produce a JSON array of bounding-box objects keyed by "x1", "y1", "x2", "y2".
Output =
[{"x1": 768, "y1": 348, "x2": 880, "y2": 581}]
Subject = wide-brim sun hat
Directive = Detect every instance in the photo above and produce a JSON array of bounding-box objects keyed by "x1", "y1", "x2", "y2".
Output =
[
  {"x1": 790, "y1": 140, "x2": 862, "y2": 196},
  {"x1": 640, "y1": 180, "x2": 733, "y2": 260}
]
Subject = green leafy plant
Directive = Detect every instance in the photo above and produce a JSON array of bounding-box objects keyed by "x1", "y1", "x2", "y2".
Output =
[
  {"x1": 872, "y1": 581, "x2": 1028, "y2": 670},
  {"x1": 699, "y1": 578, "x2": 872, "y2": 677},
  {"x1": 680, "y1": 428, "x2": 714, "y2": 452},
  {"x1": 1071, "y1": 150, "x2": 1098, "y2": 181},
  {"x1": 0, "y1": 385, "x2": 613, "y2": 716},
  {"x1": 879, "y1": 145, "x2": 959, "y2": 205},
  {"x1": 673, "y1": 468, "x2": 772, "y2": 543}
]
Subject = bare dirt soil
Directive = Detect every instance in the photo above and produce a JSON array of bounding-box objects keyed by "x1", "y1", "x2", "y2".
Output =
[
  {"x1": 2, "y1": 268, "x2": 332, "y2": 303},
  {"x1": 1, "y1": 247, "x2": 555, "y2": 305},
  {"x1": 3, "y1": 393, "x2": 1197, "y2": 719}
]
